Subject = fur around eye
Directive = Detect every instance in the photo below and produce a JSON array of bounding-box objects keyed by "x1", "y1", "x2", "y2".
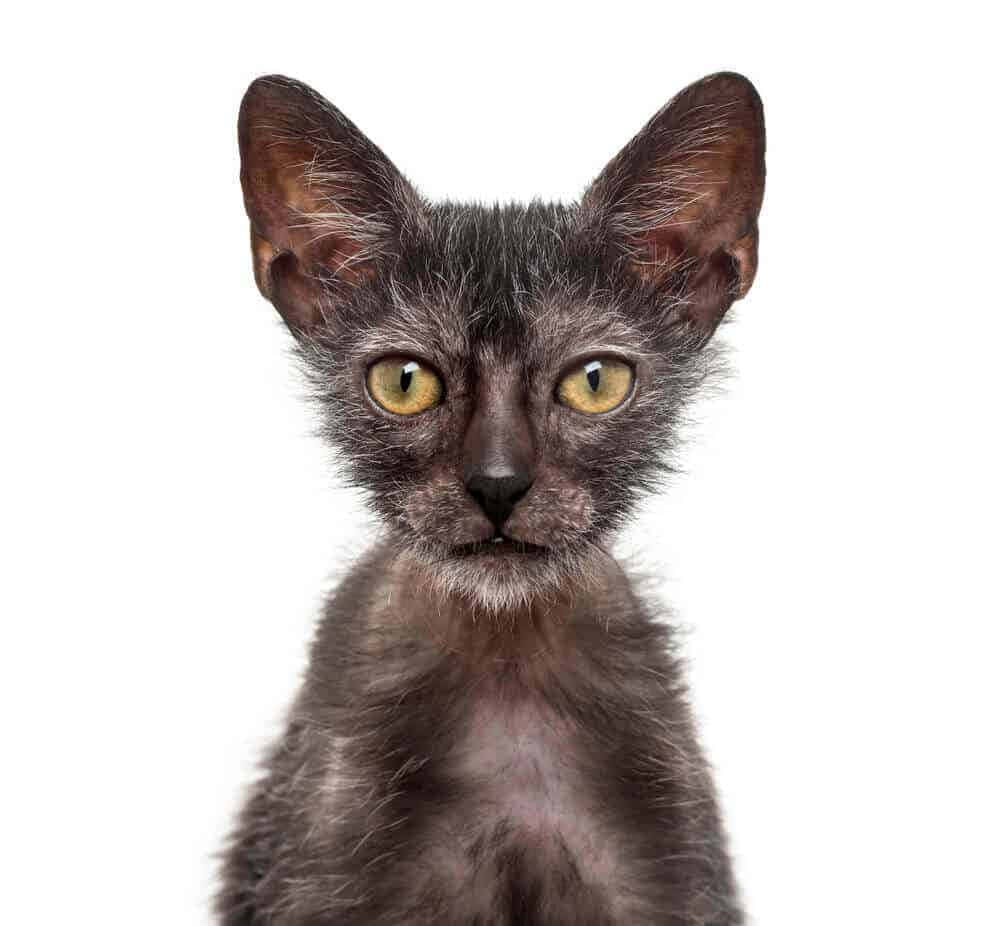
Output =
[
  {"x1": 556, "y1": 358, "x2": 634, "y2": 414},
  {"x1": 367, "y1": 357, "x2": 443, "y2": 415}
]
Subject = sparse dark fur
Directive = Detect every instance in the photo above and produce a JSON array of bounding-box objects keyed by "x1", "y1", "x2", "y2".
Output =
[{"x1": 219, "y1": 72, "x2": 765, "y2": 924}]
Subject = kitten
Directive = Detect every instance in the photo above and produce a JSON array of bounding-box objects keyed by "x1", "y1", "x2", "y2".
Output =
[{"x1": 218, "y1": 72, "x2": 765, "y2": 925}]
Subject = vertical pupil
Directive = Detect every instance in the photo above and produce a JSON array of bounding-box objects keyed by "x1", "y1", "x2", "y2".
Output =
[
  {"x1": 585, "y1": 363, "x2": 601, "y2": 392},
  {"x1": 399, "y1": 361, "x2": 418, "y2": 393}
]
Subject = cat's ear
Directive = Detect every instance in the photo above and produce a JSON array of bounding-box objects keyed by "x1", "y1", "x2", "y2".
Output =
[
  {"x1": 583, "y1": 72, "x2": 765, "y2": 335},
  {"x1": 238, "y1": 76, "x2": 423, "y2": 332}
]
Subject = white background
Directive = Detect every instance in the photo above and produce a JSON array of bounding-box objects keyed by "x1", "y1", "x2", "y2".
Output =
[{"x1": 2, "y1": 4, "x2": 997, "y2": 924}]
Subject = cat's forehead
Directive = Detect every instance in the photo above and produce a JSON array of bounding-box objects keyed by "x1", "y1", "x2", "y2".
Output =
[
  {"x1": 423, "y1": 201, "x2": 575, "y2": 271},
  {"x1": 371, "y1": 202, "x2": 649, "y2": 365}
]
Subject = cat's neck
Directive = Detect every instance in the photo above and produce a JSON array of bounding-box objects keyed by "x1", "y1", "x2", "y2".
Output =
[{"x1": 359, "y1": 542, "x2": 639, "y2": 671}]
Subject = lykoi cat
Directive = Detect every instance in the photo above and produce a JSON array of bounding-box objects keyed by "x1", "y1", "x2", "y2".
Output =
[{"x1": 219, "y1": 72, "x2": 765, "y2": 925}]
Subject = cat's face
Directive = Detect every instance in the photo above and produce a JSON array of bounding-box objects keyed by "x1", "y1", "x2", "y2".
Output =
[
  {"x1": 238, "y1": 74, "x2": 765, "y2": 610},
  {"x1": 295, "y1": 205, "x2": 714, "y2": 609}
]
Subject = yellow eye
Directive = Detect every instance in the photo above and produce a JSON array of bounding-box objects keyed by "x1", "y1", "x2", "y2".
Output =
[
  {"x1": 557, "y1": 357, "x2": 634, "y2": 414},
  {"x1": 367, "y1": 357, "x2": 443, "y2": 415}
]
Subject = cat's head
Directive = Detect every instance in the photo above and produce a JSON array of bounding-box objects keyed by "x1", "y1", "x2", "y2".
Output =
[{"x1": 238, "y1": 73, "x2": 765, "y2": 612}]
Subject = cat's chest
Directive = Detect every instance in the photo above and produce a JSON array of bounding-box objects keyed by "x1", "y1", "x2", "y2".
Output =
[
  {"x1": 431, "y1": 691, "x2": 625, "y2": 922},
  {"x1": 454, "y1": 696, "x2": 584, "y2": 833}
]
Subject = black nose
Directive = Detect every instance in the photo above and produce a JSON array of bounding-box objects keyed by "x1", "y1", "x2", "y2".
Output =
[{"x1": 465, "y1": 471, "x2": 533, "y2": 531}]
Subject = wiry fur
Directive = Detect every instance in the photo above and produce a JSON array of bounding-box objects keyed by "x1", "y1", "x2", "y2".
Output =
[
  {"x1": 220, "y1": 73, "x2": 765, "y2": 924},
  {"x1": 294, "y1": 201, "x2": 719, "y2": 612}
]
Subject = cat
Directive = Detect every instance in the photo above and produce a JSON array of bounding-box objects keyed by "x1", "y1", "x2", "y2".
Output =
[{"x1": 218, "y1": 71, "x2": 765, "y2": 925}]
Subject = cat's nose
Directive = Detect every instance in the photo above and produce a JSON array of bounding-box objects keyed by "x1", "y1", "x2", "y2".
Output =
[
  {"x1": 465, "y1": 470, "x2": 534, "y2": 531},
  {"x1": 462, "y1": 372, "x2": 535, "y2": 530}
]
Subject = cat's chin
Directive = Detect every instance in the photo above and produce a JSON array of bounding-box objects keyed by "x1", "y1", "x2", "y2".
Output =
[{"x1": 403, "y1": 539, "x2": 602, "y2": 614}]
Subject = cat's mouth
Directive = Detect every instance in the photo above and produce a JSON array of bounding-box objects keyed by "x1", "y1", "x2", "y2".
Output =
[{"x1": 451, "y1": 536, "x2": 548, "y2": 558}]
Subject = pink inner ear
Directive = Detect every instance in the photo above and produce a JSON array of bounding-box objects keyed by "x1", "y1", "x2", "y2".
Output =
[
  {"x1": 250, "y1": 228, "x2": 278, "y2": 300},
  {"x1": 247, "y1": 156, "x2": 377, "y2": 286},
  {"x1": 640, "y1": 123, "x2": 760, "y2": 259},
  {"x1": 726, "y1": 229, "x2": 758, "y2": 299},
  {"x1": 250, "y1": 230, "x2": 327, "y2": 331},
  {"x1": 631, "y1": 221, "x2": 759, "y2": 333},
  {"x1": 585, "y1": 73, "x2": 764, "y2": 331},
  {"x1": 244, "y1": 151, "x2": 388, "y2": 332},
  {"x1": 239, "y1": 76, "x2": 423, "y2": 332}
]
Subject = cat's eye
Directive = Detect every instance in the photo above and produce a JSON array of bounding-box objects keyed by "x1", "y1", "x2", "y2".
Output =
[
  {"x1": 557, "y1": 357, "x2": 634, "y2": 414},
  {"x1": 367, "y1": 357, "x2": 443, "y2": 415}
]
